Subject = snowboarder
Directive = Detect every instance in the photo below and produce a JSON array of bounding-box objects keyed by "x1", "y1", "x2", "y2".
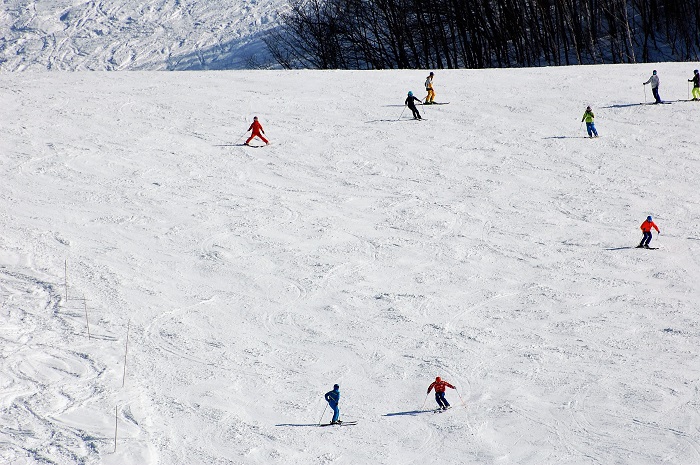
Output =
[
  {"x1": 643, "y1": 70, "x2": 662, "y2": 104},
  {"x1": 427, "y1": 376, "x2": 455, "y2": 410},
  {"x1": 245, "y1": 116, "x2": 269, "y2": 146},
  {"x1": 324, "y1": 384, "x2": 341, "y2": 424},
  {"x1": 689, "y1": 69, "x2": 700, "y2": 101},
  {"x1": 581, "y1": 106, "x2": 599, "y2": 138},
  {"x1": 424, "y1": 72, "x2": 435, "y2": 104},
  {"x1": 638, "y1": 216, "x2": 660, "y2": 249},
  {"x1": 405, "y1": 91, "x2": 423, "y2": 120}
]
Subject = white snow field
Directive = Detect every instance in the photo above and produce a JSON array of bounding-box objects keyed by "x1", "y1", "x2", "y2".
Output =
[
  {"x1": 2, "y1": 64, "x2": 700, "y2": 464},
  {"x1": 0, "y1": 0, "x2": 281, "y2": 71}
]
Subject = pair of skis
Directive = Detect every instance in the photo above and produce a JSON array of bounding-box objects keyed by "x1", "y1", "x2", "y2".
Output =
[{"x1": 319, "y1": 420, "x2": 358, "y2": 427}]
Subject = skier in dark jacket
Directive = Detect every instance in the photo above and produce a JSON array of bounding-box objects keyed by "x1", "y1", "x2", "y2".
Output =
[
  {"x1": 689, "y1": 69, "x2": 700, "y2": 101},
  {"x1": 324, "y1": 384, "x2": 341, "y2": 424},
  {"x1": 405, "y1": 91, "x2": 422, "y2": 120}
]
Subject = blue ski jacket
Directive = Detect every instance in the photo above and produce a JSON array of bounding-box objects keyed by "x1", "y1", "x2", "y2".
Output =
[{"x1": 325, "y1": 388, "x2": 340, "y2": 405}]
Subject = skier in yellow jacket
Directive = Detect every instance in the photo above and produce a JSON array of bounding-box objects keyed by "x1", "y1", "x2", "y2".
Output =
[{"x1": 424, "y1": 72, "x2": 435, "y2": 104}]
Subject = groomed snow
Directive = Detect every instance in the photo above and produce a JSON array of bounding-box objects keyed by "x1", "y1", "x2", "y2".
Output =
[{"x1": 1, "y1": 64, "x2": 700, "y2": 464}]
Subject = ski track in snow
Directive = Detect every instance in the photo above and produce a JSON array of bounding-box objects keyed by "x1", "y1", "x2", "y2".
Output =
[{"x1": 2, "y1": 65, "x2": 700, "y2": 464}]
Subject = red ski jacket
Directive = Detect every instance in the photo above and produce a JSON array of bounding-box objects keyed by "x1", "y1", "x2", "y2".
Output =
[
  {"x1": 640, "y1": 220, "x2": 659, "y2": 233},
  {"x1": 248, "y1": 120, "x2": 265, "y2": 134},
  {"x1": 427, "y1": 380, "x2": 455, "y2": 393}
]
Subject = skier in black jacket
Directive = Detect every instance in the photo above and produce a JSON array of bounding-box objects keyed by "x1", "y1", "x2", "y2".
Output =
[
  {"x1": 690, "y1": 69, "x2": 700, "y2": 101},
  {"x1": 405, "y1": 91, "x2": 422, "y2": 120}
]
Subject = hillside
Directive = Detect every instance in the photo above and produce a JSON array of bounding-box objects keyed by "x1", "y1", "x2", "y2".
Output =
[
  {"x1": 1, "y1": 64, "x2": 700, "y2": 464},
  {"x1": 0, "y1": 0, "x2": 281, "y2": 71}
]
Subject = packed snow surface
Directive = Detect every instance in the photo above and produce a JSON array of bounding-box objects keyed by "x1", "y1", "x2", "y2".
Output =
[
  {"x1": 0, "y1": 0, "x2": 280, "y2": 70},
  {"x1": 2, "y1": 64, "x2": 700, "y2": 464}
]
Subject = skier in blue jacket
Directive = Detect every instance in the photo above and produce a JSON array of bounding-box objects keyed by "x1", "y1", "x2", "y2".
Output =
[{"x1": 324, "y1": 384, "x2": 341, "y2": 424}]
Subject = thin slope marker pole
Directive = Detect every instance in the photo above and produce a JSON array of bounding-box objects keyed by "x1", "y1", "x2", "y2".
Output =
[
  {"x1": 122, "y1": 320, "x2": 130, "y2": 387},
  {"x1": 114, "y1": 405, "x2": 118, "y2": 452},
  {"x1": 83, "y1": 296, "x2": 91, "y2": 340}
]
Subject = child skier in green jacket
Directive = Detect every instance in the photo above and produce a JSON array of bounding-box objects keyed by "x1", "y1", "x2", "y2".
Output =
[{"x1": 581, "y1": 106, "x2": 599, "y2": 138}]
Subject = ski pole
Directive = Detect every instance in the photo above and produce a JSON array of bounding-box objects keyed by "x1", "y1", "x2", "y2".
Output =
[
  {"x1": 689, "y1": 81, "x2": 691, "y2": 101},
  {"x1": 419, "y1": 392, "x2": 429, "y2": 411},
  {"x1": 234, "y1": 130, "x2": 249, "y2": 145},
  {"x1": 643, "y1": 84, "x2": 647, "y2": 103},
  {"x1": 397, "y1": 105, "x2": 407, "y2": 121},
  {"x1": 456, "y1": 388, "x2": 467, "y2": 407},
  {"x1": 318, "y1": 404, "x2": 328, "y2": 425}
]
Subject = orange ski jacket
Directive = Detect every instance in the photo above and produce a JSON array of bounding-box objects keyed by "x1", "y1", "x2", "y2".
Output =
[{"x1": 640, "y1": 220, "x2": 659, "y2": 233}]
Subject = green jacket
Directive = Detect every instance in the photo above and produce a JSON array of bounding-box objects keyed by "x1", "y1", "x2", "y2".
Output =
[{"x1": 582, "y1": 110, "x2": 595, "y2": 123}]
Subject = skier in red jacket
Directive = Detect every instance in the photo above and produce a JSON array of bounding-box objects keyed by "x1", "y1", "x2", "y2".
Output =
[
  {"x1": 245, "y1": 116, "x2": 269, "y2": 146},
  {"x1": 638, "y1": 215, "x2": 660, "y2": 248},
  {"x1": 427, "y1": 376, "x2": 456, "y2": 410}
]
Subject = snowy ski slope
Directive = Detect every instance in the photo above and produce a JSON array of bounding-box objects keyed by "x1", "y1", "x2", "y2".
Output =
[
  {"x1": 0, "y1": 0, "x2": 281, "y2": 70},
  {"x1": 1, "y1": 63, "x2": 700, "y2": 464}
]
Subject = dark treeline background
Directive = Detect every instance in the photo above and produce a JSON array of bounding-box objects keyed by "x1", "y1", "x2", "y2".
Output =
[{"x1": 263, "y1": 0, "x2": 700, "y2": 69}]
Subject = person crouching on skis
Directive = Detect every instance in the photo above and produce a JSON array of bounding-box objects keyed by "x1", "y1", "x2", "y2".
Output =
[
  {"x1": 427, "y1": 376, "x2": 455, "y2": 410},
  {"x1": 638, "y1": 216, "x2": 660, "y2": 248},
  {"x1": 324, "y1": 384, "x2": 341, "y2": 424},
  {"x1": 245, "y1": 116, "x2": 269, "y2": 146},
  {"x1": 405, "y1": 91, "x2": 422, "y2": 120}
]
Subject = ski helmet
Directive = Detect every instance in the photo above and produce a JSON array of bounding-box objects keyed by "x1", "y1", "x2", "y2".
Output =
[
  {"x1": 333, "y1": 384, "x2": 339, "y2": 390},
  {"x1": 695, "y1": 69, "x2": 699, "y2": 74},
  {"x1": 429, "y1": 72, "x2": 434, "y2": 76},
  {"x1": 653, "y1": 70, "x2": 657, "y2": 75},
  {"x1": 647, "y1": 216, "x2": 652, "y2": 221},
  {"x1": 408, "y1": 91, "x2": 413, "y2": 96}
]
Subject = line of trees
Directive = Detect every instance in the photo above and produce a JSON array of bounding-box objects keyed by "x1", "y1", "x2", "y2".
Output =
[{"x1": 264, "y1": 0, "x2": 700, "y2": 69}]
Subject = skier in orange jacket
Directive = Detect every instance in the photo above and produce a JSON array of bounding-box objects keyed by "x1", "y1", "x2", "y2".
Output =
[
  {"x1": 245, "y1": 116, "x2": 269, "y2": 145},
  {"x1": 427, "y1": 376, "x2": 455, "y2": 410},
  {"x1": 638, "y1": 216, "x2": 660, "y2": 248}
]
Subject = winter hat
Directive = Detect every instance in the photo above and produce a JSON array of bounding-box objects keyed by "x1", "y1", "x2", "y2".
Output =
[
  {"x1": 435, "y1": 376, "x2": 441, "y2": 382},
  {"x1": 253, "y1": 116, "x2": 258, "y2": 120},
  {"x1": 586, "y1": 106, "x2": 591, "y2": 110},
  {"x1": 408, "y1": 91, "x2": 413, "y2": 96},
  {"x1": 647, "y1": 216, "x2": 653, "y2": 221},
  {"x1": 653, "y1": 70, "x2": 657, "y2": 75},
  {"x1": 333, "y1": 384, "x2": 339, "y2": 390},
  {"x1": 429, "y1": 72, "x2": 434, "y2": 76},
  {"x1": 695, "y1": 69, "x2": 699, "y2": 74}
]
